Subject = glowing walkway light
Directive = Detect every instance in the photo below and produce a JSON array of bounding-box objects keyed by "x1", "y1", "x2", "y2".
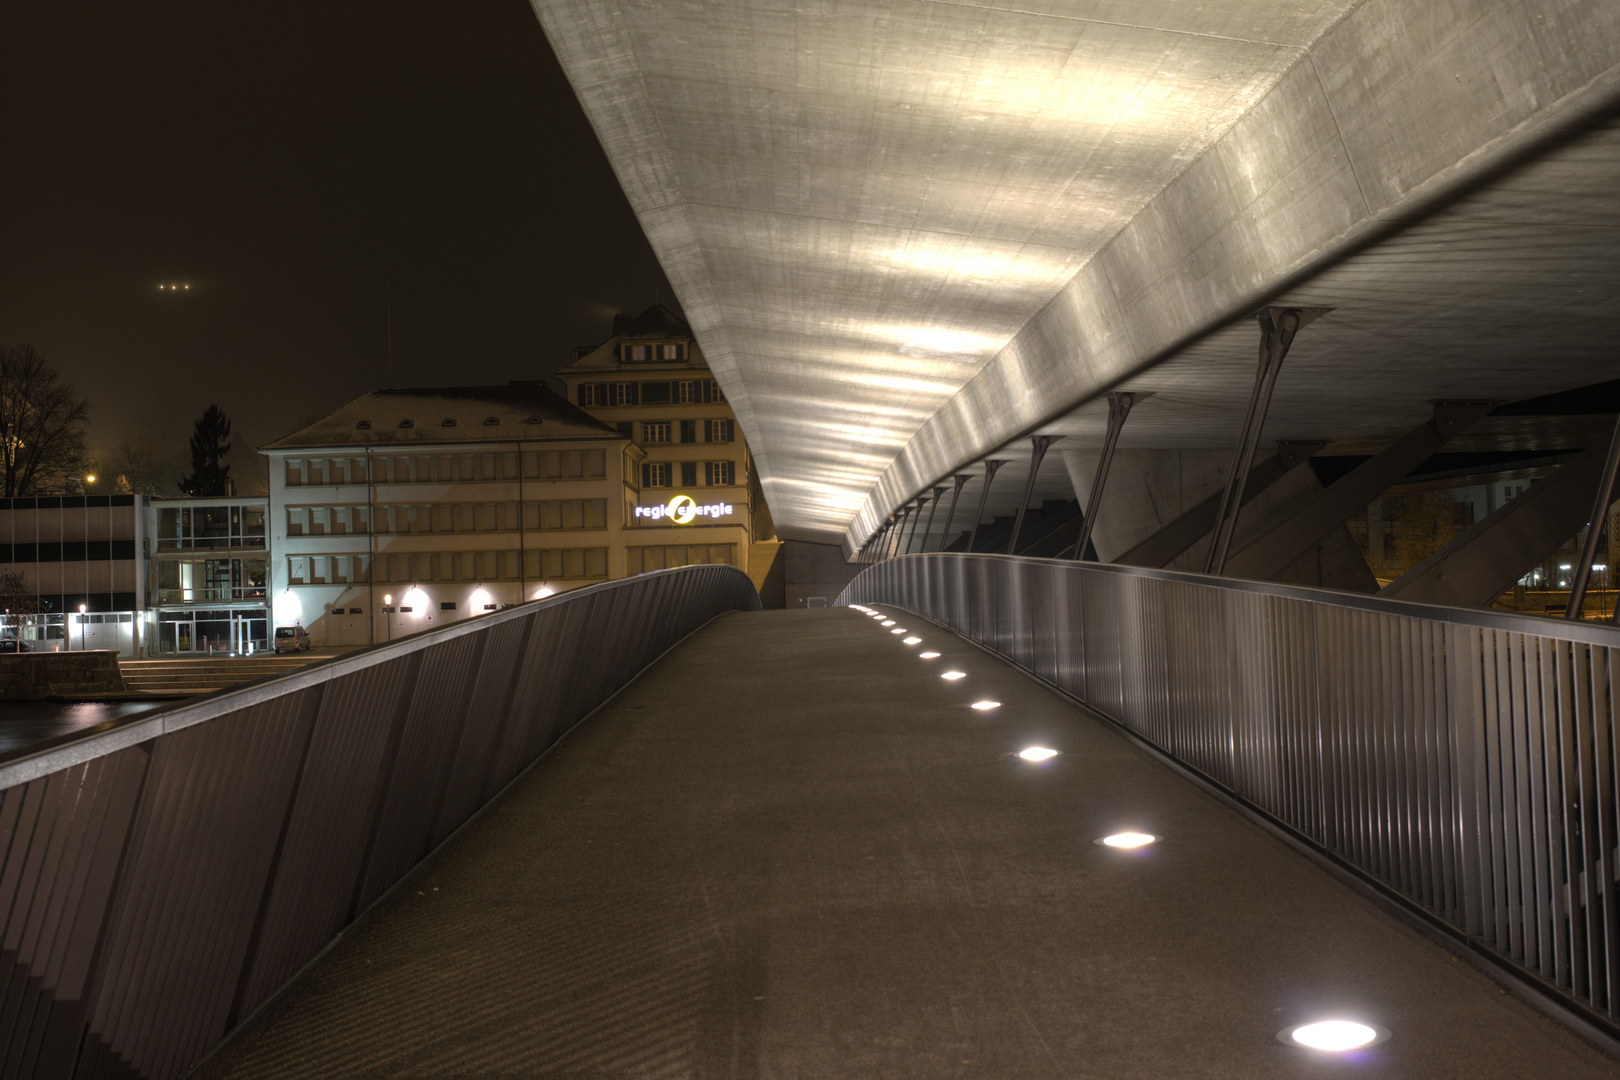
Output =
[
  {"x1": 1018, "y1": 747, "x2": 1058, "y2": 761},
  {"x1": 1097, "y1": 833, "x2": 1158, "y2": 848},
  {"x1": 1279, "y1": 1020, "x2": 1389, "y2": 1052}
]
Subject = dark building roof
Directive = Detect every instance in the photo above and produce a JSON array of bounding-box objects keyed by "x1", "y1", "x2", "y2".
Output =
[{"x1": 260, "y1": 382, "x2": 624, "y2": 451}]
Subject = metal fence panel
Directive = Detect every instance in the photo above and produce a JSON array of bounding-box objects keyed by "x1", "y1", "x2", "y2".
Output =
[
  {"x1": 0, "y1": 564, "x2": 758, "y2": 1080},
  {"x1": 840, "y1": 552, "x2": 1620, "y2": 1039}
]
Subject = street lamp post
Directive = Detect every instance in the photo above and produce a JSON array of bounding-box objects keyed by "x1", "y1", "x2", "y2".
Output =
[{"x1": 77, "y1": 604, "x2": 86, "y2": 651}]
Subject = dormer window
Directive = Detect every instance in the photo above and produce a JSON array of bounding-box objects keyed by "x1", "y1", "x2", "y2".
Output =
[
  {"x1": 660, "y1": 343, "x2": 685, "y2": 361},
  {"x1": 442, "y1": 418, "x2": 457, "y2": 427},
  {"x1": 399, "y1": 419, "x2": 414, "y2": 428},
  {"x1": 624, "y1": 343, "x2": 650, "y2": 362},
  {"x1": 356, "y1": 420, "x2": 372, "y2": 429},
  {"x1": 483, "y1": 416, "x2": 500, "y2": 426}
]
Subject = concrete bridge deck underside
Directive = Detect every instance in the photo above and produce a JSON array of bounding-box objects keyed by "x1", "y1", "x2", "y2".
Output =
[{"x1": 197, "y1": 608, "x2": 1619, "y2": 1079}]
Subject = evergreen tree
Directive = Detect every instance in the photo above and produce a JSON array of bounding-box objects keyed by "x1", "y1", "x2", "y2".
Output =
[{"x1": 179, "y1": 405, "x2": 232, "y2": 496}]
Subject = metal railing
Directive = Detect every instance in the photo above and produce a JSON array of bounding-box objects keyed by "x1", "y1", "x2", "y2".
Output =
[
  {"x1": 841, "y1": 553, "x2": 1620, "y2": 1040},
  {"x1": 0, "y1": 564, "x2": 759, "y2": 1080}
]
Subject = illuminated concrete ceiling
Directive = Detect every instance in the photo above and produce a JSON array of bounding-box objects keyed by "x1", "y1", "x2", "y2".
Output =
[{"x1": 532, "y1": 0, "x2": 1620, "y2": 548}]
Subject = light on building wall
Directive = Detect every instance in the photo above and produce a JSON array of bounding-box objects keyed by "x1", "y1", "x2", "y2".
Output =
[
  {"x1": 469, "y1": 587, "x2": 493, "y2": 612},
  {"x1": 403, "y1": 586, "x2": 428, "y2": 613},
  {"x1": 535, "y1": 584, "x2": 555, "y2": 600},
  {"x1": 273, "y1": 590, "x2": 301, "y2": 625}
]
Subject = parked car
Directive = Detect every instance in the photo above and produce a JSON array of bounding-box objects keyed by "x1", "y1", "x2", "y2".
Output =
[
  {"x1": 0, "y1": 639, "x2": 32, "y2": 653},
  {"x1": 273, "y1": 626, "x2": 311, "y2": 653}
]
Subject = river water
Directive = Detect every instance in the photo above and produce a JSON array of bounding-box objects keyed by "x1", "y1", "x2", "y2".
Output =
[{"x1": 0, "y1": 700, "x2": 167, "y2": 755}]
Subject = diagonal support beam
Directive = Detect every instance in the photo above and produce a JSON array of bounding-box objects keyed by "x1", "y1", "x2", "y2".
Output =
[
  {"x1": 1008, "y1": 436, "x2": 1056, "y2": 555},
  {"x1": 903, "y1": 496, "x2": 930, "y2": 554},
  {"x1": 1071, "y1": 392, "x2": 1135, "y2": 561},
  {"x1": 916, "y1": 485, "x2": 948, "y2": 555},
  {"x1": 935, "y1": 474, "x2": 972, "y2": 552},
  {"x1": 1382, "y1": 438, "x2": 1612, "y2": 608},
  {"x1": 1204, "y1": 307, "x2": 1328, "y2": 575},
  {"x1": 1566, "y1": 412, "x2": 1620, "y2": 618},
  {"x1": 966, "y1": 460, "x2": 1007, "y2": 553},
  {"x1": 1112, "y1": 441, "x2": 1326, "y2": 568},
  {"x1": 1222, "y1": 401, "x2": 1495, "y2": 582}
]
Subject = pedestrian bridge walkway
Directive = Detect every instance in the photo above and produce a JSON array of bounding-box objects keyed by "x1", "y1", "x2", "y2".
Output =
[{"x1": 193, "y1": 608, "x2": 1614, "y2": 1079}]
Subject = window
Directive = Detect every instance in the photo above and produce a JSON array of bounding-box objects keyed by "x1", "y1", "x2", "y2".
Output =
[
  {"x1": 624, "y1": 344, "x2": 650, "y2": 362},
  {"x1": 581, "y1": 383, "x2": 606, "y2": 406},
  {"x1": 681, "y1": 462, "x2": 698, "y2": 486},
  {"x1": 708, "y1": 419, "x2": 735, "y2": 443},
  {"x1": 707, "y1": 461, "x2": 735, "y2": 486},
  {"x1": 677, "y1": 381, "x2": 697, "y2": 404},
  {"x1": 626, "y1": 544, "x2": 734, "y2": 574},
  {"x1": 711, "y1": 381, "x2": 726, "y2": 403},
  {"x1": 643, "y1": 463, "x2": 671, "y2": 487},
  {"x1": 612, "y1": 382, "x2": 638, "y2": 406},
  {"x1": 660, "y1": 343, "x2": 683, "y2": 361},
  {"x1": 532, "y1": 547, "x2": 609, "y2": 578},
  {"x1": 643, "y1": 421, "x2": 671, "y2": 444},
  {"x1": 679, "y1": 419, "x2": 696, "y2": 443}
]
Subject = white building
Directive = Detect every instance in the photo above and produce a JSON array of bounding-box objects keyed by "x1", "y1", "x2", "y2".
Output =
[{"x1": 260, "y1": 382, "x2": 641, "y2": 646}]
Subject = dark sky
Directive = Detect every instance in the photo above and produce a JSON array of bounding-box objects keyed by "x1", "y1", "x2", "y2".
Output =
[{"x1": 0, "y1": 0, "x2": 672, "y2": 477}]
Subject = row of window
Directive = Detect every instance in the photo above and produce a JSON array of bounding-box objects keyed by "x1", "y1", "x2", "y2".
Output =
[
  {"x1": 156, "y1": 505, "x2": 268, "y2": 550},
  {"x1": 641, "y1": 419, "x2": 734, "y2": 444},
  {"x1": 578, "y1": 380, "x2": 725, "y2": 407},
  {"x1": 642, "y1": 462, "x2": 736, "y2": 488},
  {"x1": 286, "y1": 499, "x2": 613, "y2": 536},
  {"x1": 626, "y1": 544, "x2": 735, "y2": 574},
  {"x1": 284, "y1": 449, "x2": 609, "y2": 486},
  {"x1": 155, "y1": 557, "x2": 267, "y2": 604},
  {"x1": 0, "y1": 540, "x2": 138, "y2": 563},
  {"x1": 620, "y1": 342, "x2": 687, "y2": 363},
  {"x1": 289, "y1": 548, "x2": 609, "y2": 584}
]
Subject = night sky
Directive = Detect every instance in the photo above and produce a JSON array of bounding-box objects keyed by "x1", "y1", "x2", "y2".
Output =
[{"x1": 0, "y1": 0, "x2": 672, "y2": 486}]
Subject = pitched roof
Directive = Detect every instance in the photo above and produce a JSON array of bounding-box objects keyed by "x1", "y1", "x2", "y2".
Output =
[
  {"x1": 557, "y1": 303, "x2": 706, "y2": 377},
  {"x1": 260, "y1": 382, "x2": 623, "y2": 451},
  {"x1": 622, "y1": 303, "x2": 691, "y2": 339}
]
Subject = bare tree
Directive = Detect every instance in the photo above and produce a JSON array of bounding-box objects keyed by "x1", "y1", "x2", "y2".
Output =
[
  {"x1": 101, "y1": 430, "x2": 183, "y2": 497},
  {"x1": 0, "y1": 569, "x2": 44, "y2": 615},
  {"x1": 0, "y1": 345, "x2": 90, "y2": 497}
]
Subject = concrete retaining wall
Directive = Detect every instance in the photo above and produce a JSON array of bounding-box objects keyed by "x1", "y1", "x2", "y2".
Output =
[{"x1": 0, "y1": 651, "x2": 127, "y2": 701}]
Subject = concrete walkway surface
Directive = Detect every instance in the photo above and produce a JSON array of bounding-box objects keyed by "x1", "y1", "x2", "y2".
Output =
[{"x1": 194, "y1": 607, "x2": 1620, "y2": 1079}]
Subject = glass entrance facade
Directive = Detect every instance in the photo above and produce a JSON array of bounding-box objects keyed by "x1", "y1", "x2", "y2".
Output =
[{"x1": 156, "y1": 608, "x2": 268, "y2": 655}]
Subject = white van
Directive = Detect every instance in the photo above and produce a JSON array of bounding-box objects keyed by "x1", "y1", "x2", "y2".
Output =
[{"x1": 273, "y1": 626, "x2": 311, "y2": 653}]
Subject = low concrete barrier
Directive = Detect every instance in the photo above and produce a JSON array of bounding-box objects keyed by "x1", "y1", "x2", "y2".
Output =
[{"x1": 0, "y1": 650, "x2": 127, "y2": 700}]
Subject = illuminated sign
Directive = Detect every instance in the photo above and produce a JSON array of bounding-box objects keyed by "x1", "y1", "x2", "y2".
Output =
[{"x1": 635, "y1": 494, "x2": 735, "y2": 523}]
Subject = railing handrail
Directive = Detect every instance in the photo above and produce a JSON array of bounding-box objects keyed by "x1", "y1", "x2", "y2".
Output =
[
  {"x1": 849, "y1": 551, "x2": 1620, "y2": 647},
  {"x1": 0, "y1": 564, "x2": 758, "y2": 791}
]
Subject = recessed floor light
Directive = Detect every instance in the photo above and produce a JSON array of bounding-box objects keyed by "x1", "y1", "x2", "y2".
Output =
[
  {"x1": 1018, "y1": 747, "x2": 1058, "y2": 761},
  {"x1": 890, "y1": 628, "x2": 906, "y2": 634},
  {"x1": 971, "y1": 701, "x2": 1000, "y2": 710},
  {"x1": 1096, "y1": 833, "x2": 1159, "y2": 848},
  {"x1": 903, "y1": 637, "x2": 921, "y2": 644},
  {"x1": 881, "y1": 620, "x2": 896, "y2": 626},
  {"x1": 919, "y1": 651, "x2": 941, "y2": 659},
  {"x1": 1278, "y1": 1020, "x2": 1390, "y2": 1052},
  {"x1": 940, "y1": 671, "x2": 966, "y2": 680}
]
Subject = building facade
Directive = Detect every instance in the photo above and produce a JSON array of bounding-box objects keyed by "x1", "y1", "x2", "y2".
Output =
[
  {"x1": 0, "y1": 494, "x2": 146, "y2": 654},
  {"x1": 260, "y1": 382, "x2": 641, "y2": 646},
  {"x1": 555, "y1": 304, "x2": 762, "y2": 576},
  {"x1": 148, "y1": 496, "x2": 270, "y2": 654}
]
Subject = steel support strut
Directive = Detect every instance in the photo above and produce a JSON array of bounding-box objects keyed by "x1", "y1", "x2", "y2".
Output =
[
  {"x1": 917, "y1": 485, "x2": 948, "y2": 554},
  {"x1": 936, "y1": 474, "x2": 972, "y2": 552},
  {"x1": 1568, "y1": 411, "x2": 1620, "y2": 619},
  {"x1": 887, "y1": 508, "x2": 911, "y2": 561},
  {"x1": 1007, "y1": 436, "x2": 1056, "y2": 555},
  {"x1": 1221, "y1": 401, "x2": 1494, "y2": 581},
  {"x1": 1071, "y1": 393, "x2": 1135, "y2": 561},
  {"x1": 1204, "y1": 307, "x2": 1326, "y2": 575},
  {"x1": 903, "y1": 496, "x2": 930, "y2": 554},
  {"x1": 966, "y1": 460, "x2": 1007, "y2": 553},
  {"x1": 1113, "y1": 441, "x2": 1325, "y2": 568}
]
